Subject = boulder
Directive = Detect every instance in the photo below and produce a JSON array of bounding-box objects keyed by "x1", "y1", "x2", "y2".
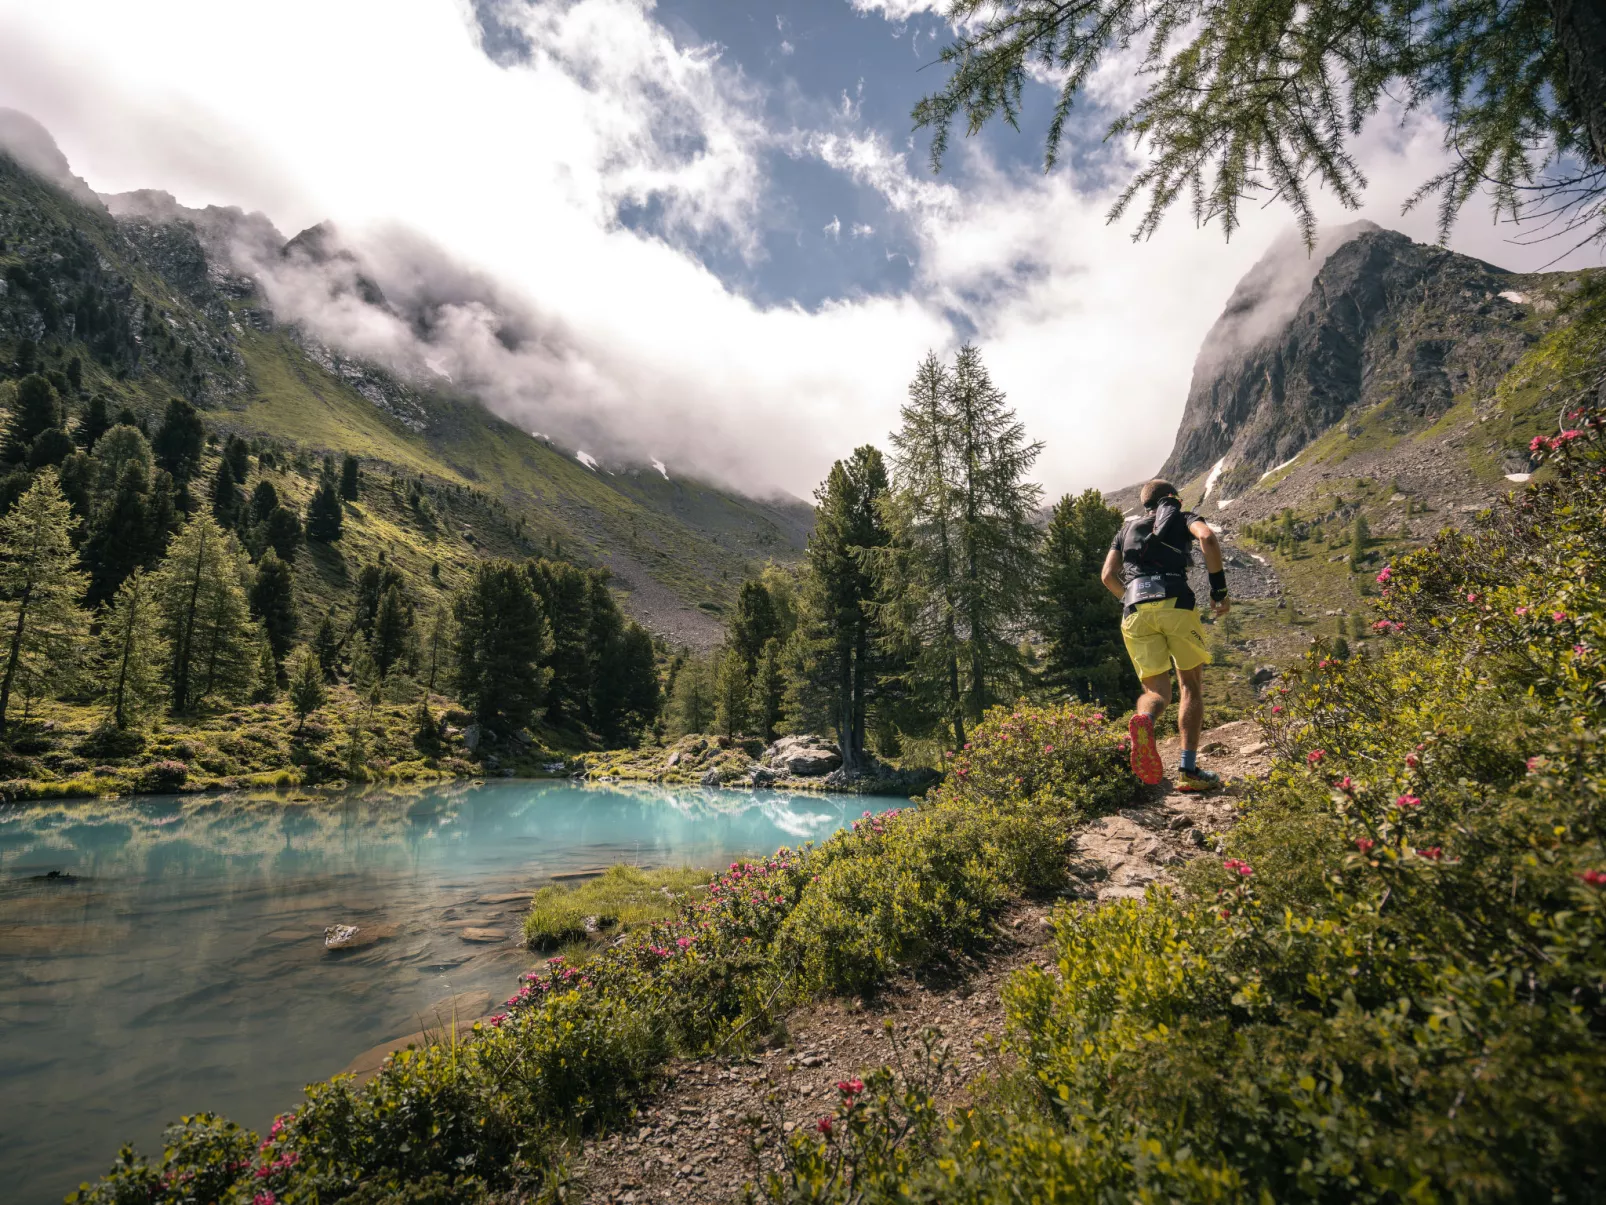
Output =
[
  {"x1": 463, "y1": 725, "x2": 482, "y2": 753},
  {"x1": 749, "y1": 766, "x2": 776, "y2": 788},
  {"x1": 459, "y1": 927, "x2": 508, "y2": 943},
  {"x1": 700, "y1": 768, "x2": 722, "y2": 788},
  {"x1": 1250, "y1": 665, "x2": 1277, "y2": 686},
  {"x1": 665, "y1": 751, "x2": 681, "y2": 768},
  {"x1": 765, "y1": 735, "x2": 842, "y2": 777},
  {"x1": 324, "y1": 923, "x2": 397, "y2": 951}
]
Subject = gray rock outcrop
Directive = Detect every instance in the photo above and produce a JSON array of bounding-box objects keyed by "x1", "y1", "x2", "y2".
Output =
[{"x1": 765, "y1": 735, "x2": 842, "y2": 777}]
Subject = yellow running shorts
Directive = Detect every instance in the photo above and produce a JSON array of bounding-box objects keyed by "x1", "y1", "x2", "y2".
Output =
[{"x1": 1120, "y1": 598, "x2": 1210, "y2": 682}]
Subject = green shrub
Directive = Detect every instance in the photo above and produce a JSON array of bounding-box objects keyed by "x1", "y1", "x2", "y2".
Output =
[{"x1": 522, "y1": 864, "x2": 710, "y2": 949}]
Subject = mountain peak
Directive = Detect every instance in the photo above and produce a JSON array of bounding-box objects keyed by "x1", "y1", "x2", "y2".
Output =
[{"x1": 0, "y1": 108, "x2": 101, "y2": 208}]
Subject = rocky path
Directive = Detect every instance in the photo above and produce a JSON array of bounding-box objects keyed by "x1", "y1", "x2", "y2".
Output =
[{"x1": 569, "y1": 721, "x2": 1273, "y2": 1204}]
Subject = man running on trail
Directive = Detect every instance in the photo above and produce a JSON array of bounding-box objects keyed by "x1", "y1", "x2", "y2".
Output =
[{"x1": 1100, "y1": 478, "x2": 1230, "y2": 792}]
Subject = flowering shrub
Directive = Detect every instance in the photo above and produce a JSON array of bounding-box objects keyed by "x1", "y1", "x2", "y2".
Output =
[
  {"x1": 759, "y1": 362, "x2": 1606, "y2": 1201},
  {"x1": 134, "y1": 759, "x2": 189, "y2": 793}
]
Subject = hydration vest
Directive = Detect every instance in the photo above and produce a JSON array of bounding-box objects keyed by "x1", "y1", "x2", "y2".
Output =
[{"x1": 1119, "y1": 498, "x2": 1192, "y2": 607}]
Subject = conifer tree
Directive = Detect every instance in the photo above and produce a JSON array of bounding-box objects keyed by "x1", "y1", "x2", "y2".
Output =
[
  {"x1": 617, "y1": 622, "x2": 660, "y2": 739},
  {"x1": 586, "y1": 570, "x2": 628, "y2": 732},
  {"x1": 452, "y1": 560, "x2": 552, "y2": 735},
  {"x1": 211, "y1": 457, "x2": 241, "y2": 527},
  {"x1": 306, "y1": 480, "x2": 343, "y2": 542},
  {"x1": 313, "y1": 613, "x2": 341, "y2": 681},
  {"x1": 78, "y1": 394, "x2": 111, "y2": 451},
  {"x1": 730, "y1": 581, "x2": 780, "y2": 672},
  {"x1": 287, "y1": 645, "x2": 326, "y2": 734},
  {"x1": 249, "y1": 550, "x2": 297, "y2": 661},
  {"x1": 1350, "y1": 514, "x2": 1370, "y2": 569},
  {"x1": 28, "y1": 428, "x2": 74, "y2": 470},
  {"x1": 668, "y1": 653, "x2": 716, "y2": 736},
  {"x1": 339, "y1": 454, "x2": 361, "y2": 501},
  {"x1": 263, "y1": 506, "x2": 302, "y2": 562},
  {"x1": 0, "y1": 471, "x2": 89, "y2": 730},
  {"x1": 3, "y1": 375, "x2": 61, "y2": 463},
  {"x1": 251, "y1": 632, "x2": 279, "y2": 703},
  {"x1": 526, "y1": 558, "x2": 592, "y2": 724},
  {"x1": 713, "y1": 645, "x2": 751, "y2": 738},
  {"x1": 1037, "y1": 489, "x2": 1126, "y2": 704},
  {"x1": 794, "y1": 446, "x2": 894, "y2": 768},
  {"x1": 152, "y1": 398, "x2": 204, "y2": 488},
  {"x1": 98, "y1": 570, "x2": 165, "y2": 731},
  {"x1": 875, "y1": 348, "x2": 1042, "y2": 746},
  {"x1": 749, "y1": 637, "x2": 785, "y2": 742},
  {"x1": 157, "y1": 513, "x2": 255, "y2": 713},
  {"x1": 422, "y1": 604, "x2": 454, "y2": 692},
  {"x1": 249, "y1": 479, "x2": 279, "y2": 524},
  {"x1": 371, "y1": 583, "x2": 413, "y2": 678},
  {"x1": 413, "y1": 699, "x2": 442, "y2": 757},
  {"x1": 225, "y1": 436, "x2": 250, "y2": 484}
]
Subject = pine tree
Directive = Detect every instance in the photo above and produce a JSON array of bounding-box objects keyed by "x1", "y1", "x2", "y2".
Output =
[
  {"x1": 251, "y1": 631, "x2": 279, "y2": 703},
  {"x1": 452, "y1": 560, "x2": 552, "y2": 735},
  {"x1": 668, "y1": 653, "x2": 716, "y2": 736},
  {"x1": 3, "y1": 375, "x2": 61, "y2": 463},
  {"x1": 422, "y1": 604, "x2": 454, "y2": 692},
  {"x1": 713, "y1": 646, "x2": 751, "y2": 738},
  {"x1": 78, "y1": 394, "x2": 111, "y2": 451},
  {"x1": 586, "y1": 571, "x2": 628, "y2": 734},
  {"x1": 730, "y1": 581, "x2": 780, "y2": 672},
  {"x1": 617, "y1": 621, "x2": 660, "y2": 740},
  {"x1": 152, "y1": 398, "x2": 204, "y2": 487},
  {"x1": 339, "y1": 454, "x2": 360, "y2": 501},
  {"x1": 0, "y1": 471, "x2": 89, "y2": 730},
  {"x1": 748, "y1": 637, "x2": 785, "y2": 742},
  {"x1": 875, "y1": 347, "x2": 1042, "y2": 746},
  {"x1": 1350, "y1": 514, "x2": 1370, "y2": 569},
  {"x1": 305, "y1": 480, "x2": 343, "y2": 542},
  {"x1": 313, "y1": 613, "x2": 341, "y2": 681},
  {"x1": 412, "y1": 699, "x2": 442, "y2": 757},
  {"x1": 287, "y1": 645, "x2": 326, "y2": 734},
  {"x1": 156, "y1": 513, "x2": 255, "y2": 713},
  {"x1": 264, "y1": 506, "x2": 302, "y2": 562},
  {"x1": 225, "y1": 436, "x2": 250, "y2": 484},
  {"x1": 371, "y1": 583, "x2": 414, "y2": 678},
  {"x1": 97, "y1": 570, "x2": 166, "y2": 731},
  {"x1": 249, "y1": 550, "x2": 297, "y2": 661},
  {"x1": 210, "y1": 457, "x2": 241, "y2": 527},
  {"x1": 249, "y1": 479, "x2": 279, "y2": 524},
  {"x1": 793, "y1": 446, "x2": 894, "y2": 768},
  {"x1": 28, "y1": 428, "x2": 74, "y2": 470},
  {"x1": 526, "y1": 558, "x2": 593, "y2": 724},
  {"x1": 1037, "y1": 489, "x2": 1126, "y2": 704}
]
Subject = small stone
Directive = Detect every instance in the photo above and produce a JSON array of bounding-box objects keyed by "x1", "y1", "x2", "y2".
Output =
[{"x1": 459, "y1": 927, "x2": 508, "y2": 943}]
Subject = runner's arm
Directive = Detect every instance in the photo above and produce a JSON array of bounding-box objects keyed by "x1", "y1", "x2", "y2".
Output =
[
  {"x1": 1189, "y1": 519, "x2": 1230, "y2": 615},
  {"x1": 1101, "y1": 548, "x2": 1124, "y2": 600}
]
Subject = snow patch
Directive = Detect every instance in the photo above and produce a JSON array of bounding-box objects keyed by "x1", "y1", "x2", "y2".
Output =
[
  {"x1": 1202, "y1": 457, "x2": 1226, "y2": 499},
  {"x1": 1505, "y1": 472, "x2": 1532, "y2": 483},
  {"x1": 1250, "y1": 553, "x2": 1268, "y2": 565},
  {"x1": 1260, "y1": 454, "x2": 1300, "y2": 481},
  {"x1": 530, "y1": 431, "x2": 548, "y2": 441},
  {"x1": 1499, "y1": 290, "x2": 1530, "y2": 305},
  {"x1": 424, "y1": 356, "x2": 452, "y2": 381},
  {"x1": 576, "y1": 450, "x2": 599, "y2": 471},
  {"x1": 651, "y1": 458, "x2": 669, "y2": 480},
  {"x1": 1206, "y1": 521, "x2": 1223, "y2": 534},
  {"x1": 1217, "y1": 498, "x2": 1236, "y2": 510}
]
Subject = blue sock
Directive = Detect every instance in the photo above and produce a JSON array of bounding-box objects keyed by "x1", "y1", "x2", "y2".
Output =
[{"x1": 1180, "y1": 749, "x2": 1198, "y2": 772}]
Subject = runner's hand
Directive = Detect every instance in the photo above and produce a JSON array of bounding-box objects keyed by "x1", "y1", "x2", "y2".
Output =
[{"x1": 1212, "y1": 598, "x2": 1231, "y2": 618}]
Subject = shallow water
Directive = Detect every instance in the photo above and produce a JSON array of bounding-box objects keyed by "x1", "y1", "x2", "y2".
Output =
[{"x1": 0, "y1": 778, "x2": 906, "y2": 1203}]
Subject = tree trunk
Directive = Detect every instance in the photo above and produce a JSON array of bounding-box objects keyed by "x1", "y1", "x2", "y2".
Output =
[{"x1": 1553, "y1": 0, "x2": 1606, "y2": 169}]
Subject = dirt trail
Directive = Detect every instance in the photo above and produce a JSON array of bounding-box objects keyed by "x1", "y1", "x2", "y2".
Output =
[{"x1": 570, "y1": 720, "x2": 1273, "y2": 1204}]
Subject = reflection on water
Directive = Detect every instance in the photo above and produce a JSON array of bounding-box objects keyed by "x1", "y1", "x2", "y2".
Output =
[{"x1": 0, "y1": 779, "x2": 905, "y2": 1204}]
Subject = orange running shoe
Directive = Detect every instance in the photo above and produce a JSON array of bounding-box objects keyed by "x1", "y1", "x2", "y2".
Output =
[{"x1": 1128, "y1": 713, "x2": 1163, "y2": 785}]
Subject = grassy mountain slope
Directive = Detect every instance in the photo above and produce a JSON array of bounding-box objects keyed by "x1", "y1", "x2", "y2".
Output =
[{"x1": 0, "y1": 128, "x2": 809, "y2": 650}]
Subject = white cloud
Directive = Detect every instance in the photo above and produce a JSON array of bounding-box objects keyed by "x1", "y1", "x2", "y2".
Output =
[
  {"x1": 823, "y1": 215, "x2": 842, "y2": 240},
  {"x1": 851, "y1": 222, "x2": 875, "y2": 237},
  {"x1": 848, "y1": 0, "x2": 946, "y2": 18},
  {"x1": 0, "y1": 0, "x2": 1597, "y2": 507}
]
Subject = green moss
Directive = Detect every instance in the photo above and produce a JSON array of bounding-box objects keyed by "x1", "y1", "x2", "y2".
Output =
[{"x1": 522, "y1": 864, "x2": 711, "y2": 949}]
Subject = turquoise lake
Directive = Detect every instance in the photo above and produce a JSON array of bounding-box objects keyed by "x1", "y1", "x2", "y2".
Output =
[{"x1": 0, "y1": 779, "x2": 907, "y2": 1203}]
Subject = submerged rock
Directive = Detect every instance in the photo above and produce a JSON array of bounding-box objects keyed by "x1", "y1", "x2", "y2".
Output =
[
  {"x1": 324, "y1": 923, "x2": 396, "y2": 951},
  {"x1": 459, "y1": 927, "x2": 508, "y2": 944}
]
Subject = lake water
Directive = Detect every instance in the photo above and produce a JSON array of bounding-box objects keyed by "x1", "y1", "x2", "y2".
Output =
[{"x1": 0, "y1": 779, "x2": 907, "y2": 1204}]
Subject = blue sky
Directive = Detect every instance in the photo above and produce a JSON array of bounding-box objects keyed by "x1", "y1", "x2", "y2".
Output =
[{"x1": 1, "y1": 0, "x2": 1598, "y2": 497}]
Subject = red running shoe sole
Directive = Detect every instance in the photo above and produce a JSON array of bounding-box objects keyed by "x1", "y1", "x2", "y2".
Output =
[{"x1": 1129, "y1": 714, "x2": 1163, "y2": 785}]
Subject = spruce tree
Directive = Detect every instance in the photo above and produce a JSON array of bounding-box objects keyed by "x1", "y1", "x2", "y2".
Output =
[
  {"x1": 156, "y1": 513, "x2": 254, "y2": 713},
  {"x1": 262, "y1": 506, "x2": 302, "y2": 562},
  {"x1": 748, "y1": 637, "x2": 785, "y2": 742},
  {"x1": 730, "y1": 581, "x2": 780, "y2": 672},
  {"x1": 249, "y1": 479, "x2": 279, "y2": 524},
  {"x1": 28, "y1": 428, "x2": 74, "y2": 470},
  {"x1": 422, "y1": 604, "x2": 453, "y2": 692},
  {"x1": 713, "y1": 645, "x2": 751, "y2": 738},
  {"x1": 371, "y1": 583, "x2": 414, "y2": 678},
  {"x1": 526, "y1": 558, "x2": 593, "y2": 724},
  {"x1": 3, "y1": 375, "x2": 61, "y2": 463},
  {"x1": 313, "y1": 613, "x2": 341, "y2": 681},
  {"x1": 339, "y1": 454, "x2": 360, "y2": 501},
  {"x1": 249, "y1": 550, "x2": 298, "y2": 661},
  {"x1": 84, "y1": 459, "x2": 157, "y2": 606},
  {"x1": 287, "y1": 646, "x2": 326, "y2": 735},
  {"x1": 99, "y1": 570, "x2": 165, "y2": 731},
  {"x1": 225, "y1": 436, "x2": 250, "y2": 484},
  {"x1": 152, "y1": 398, "x2": 204, "y2": 487},
  {"x1": 78, "y1": 394, "x2": 111, "y2": 451},
  {"x1": 0, "y1": 471, "x2": 89, "y2": 730},
  {"x1": 452, "y1": 560, "x2": 552, "y2": 735},
  {"x1": 617, "y1": 622, "x2": 660, "y2": 739},
  {"x1": 306, "y1": 480, "x2": 343, "y2": 542},
  {"x1": 251, "y1": 632, "x2": 279, "y2": 703},
  {"x1": 795, "y1": 446, "x2": 894, "y2": 768},
  {"x1": 1037, "y1": 489, "x2": 1126, "y2": 704},
  {"x1": 586, "y1": 570, "x2": 628, "y2": 734},
  {"x1": 211, "y1": 457, "x2": 241, "y2": 527}
]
